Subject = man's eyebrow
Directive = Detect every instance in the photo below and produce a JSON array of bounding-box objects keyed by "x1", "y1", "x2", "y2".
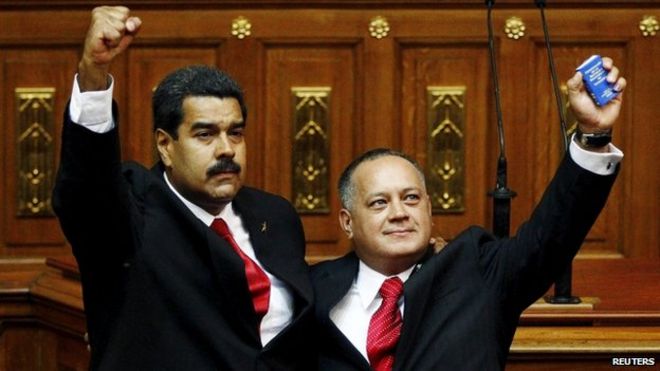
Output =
[
  {"x1": 190, "y1": 122, "x2": 217, "y2": 131},
  {"x1": 229, "y1": 121, "x2": 246, "y2": 129},
  {"x1": 364, "y1": 187, "x2": 422, "y2": 199},
  {"x1": 364, "y1": 191, "x2": 387, "y2": 200},
  {"x1": 189, "y1": 120, "x2": 245, "y2": 131}
]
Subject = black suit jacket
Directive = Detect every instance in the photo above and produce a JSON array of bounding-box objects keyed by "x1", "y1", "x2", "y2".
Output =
[
  {"x1": 311, "y1": 155, "x2": 618, "y2": 371},
  {"x1": 53, "y1": 105, "x2": 314, "y2": 371}
]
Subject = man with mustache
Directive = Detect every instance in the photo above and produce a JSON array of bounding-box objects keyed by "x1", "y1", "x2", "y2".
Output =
[
  {"x1": 311, "y1": 57, "x2": 626, "y2": 370},
  {"x1": 53, "y1": 6, "x2": 313, "y2": 370}
]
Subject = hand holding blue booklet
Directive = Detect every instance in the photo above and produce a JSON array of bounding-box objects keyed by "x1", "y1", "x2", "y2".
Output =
[{"x1": 575, "y1": 55, "x2": 619, "y2": 106}]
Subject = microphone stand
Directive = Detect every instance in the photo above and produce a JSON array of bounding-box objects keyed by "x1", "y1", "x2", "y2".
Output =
[
  {"x1": 486, "y1": 0, "x2": 516, "y2": 238},
  {"x1": 536, "y1": 0, "x2": 580, "y2": 304}
]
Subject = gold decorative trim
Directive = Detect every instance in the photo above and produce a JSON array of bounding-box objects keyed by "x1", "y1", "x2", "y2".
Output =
[
  {"x1": 369, "y1": 16, "x2": 390, "y2": 39},
  {"x1": 639, "y1": 15, "x2": 659, "y2": 37},
  {"x1": 231, "y1": 16, "x2": 252, "y2": 39},
  {"x1": 15, "y1": 88, "x2": 56, "y2": 216},
  {"x1": 505, "y1": 16, "x2": 526, "y2": 40},
  {"x1": 291, "y1": 87, "x2": 331, "y2": 214},
  {"x1": 426, "y1": 86, "x2": 466, "y2": 213}
]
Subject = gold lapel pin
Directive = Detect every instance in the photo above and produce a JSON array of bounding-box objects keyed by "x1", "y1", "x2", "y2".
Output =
[{"x1": 261, "y1": 222, "x2": 267, "y2": 233}]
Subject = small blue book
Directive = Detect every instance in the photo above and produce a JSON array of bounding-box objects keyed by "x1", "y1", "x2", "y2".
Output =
[{"x1": 575, "y1": 55, "x2": 618, "y2": 106}]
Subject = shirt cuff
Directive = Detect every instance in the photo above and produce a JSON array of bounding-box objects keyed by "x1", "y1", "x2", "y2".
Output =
[
  {"x1": 69, "y1": 74, "x2": 115, "y2": 133},
  {"x1": 569, "y1": 134, "x2": 623, "y2": 176}
]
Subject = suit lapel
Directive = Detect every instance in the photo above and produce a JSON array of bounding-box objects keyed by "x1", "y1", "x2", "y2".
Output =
[
  {"x1": 314, "y1": 253, "x2": 358, "y2": 321},
  {"x1": 230, "y1": 188, "x2": 315, "y2": 347},
  {"x1": 231, "y1": 190, "x2": 312, "y2": 302},
  {"x1": 395, "y1": 249, "x2": 437, "y2": 368},
  {"x1": 315, "y1": 253, "x2": 372, "y2": 370},
  {"x1": 149, "y1": 166, "x2": 261, "y2": 341},
  {"x1": 206, "y1": 228, "x2": 262, "y2": 334}
]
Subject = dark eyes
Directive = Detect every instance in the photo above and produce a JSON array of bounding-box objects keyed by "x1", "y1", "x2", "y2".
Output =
[
  {"x1": 368, "y1": 194, "x2": 420, "y2": 208},
  {"x1": 228, "y1": 127, "x2": 245, "y2": 137},
  {"x1": 195, "y1": 131, "x2": 212, "y2": 139},
  {"x1": 369, "y1": 199, "x2": 387, "y2": 207},
  {"x1": 194, "y1": 127, "x2": 244, "y2": 140},
  {"x1": 404, "y1": 194, "x2": 420, "y2": 201}
]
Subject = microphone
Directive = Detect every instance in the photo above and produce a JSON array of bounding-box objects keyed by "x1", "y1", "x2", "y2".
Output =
[
  {"x1": 537, "y1": 0, "x2": 569, "y2": 151},
  {"x1": 486, "y1": 0, "x2": 516, "y2": 238},
  {"x1": 536, "y1": 0, "x2": 580, "y2": 304}
]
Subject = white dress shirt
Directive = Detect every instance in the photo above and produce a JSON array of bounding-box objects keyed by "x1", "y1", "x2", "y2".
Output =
[
  {"x1": 330, "y1": 261, "x2": 416, "y2": 361},
  {"x1": 69, "y1": 75, "x2": 294, "y2": 346}
]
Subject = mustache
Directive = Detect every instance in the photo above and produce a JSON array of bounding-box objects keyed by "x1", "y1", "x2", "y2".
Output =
[{"x1": 206, "y1": 158, "x2": 242, "y2": 177}]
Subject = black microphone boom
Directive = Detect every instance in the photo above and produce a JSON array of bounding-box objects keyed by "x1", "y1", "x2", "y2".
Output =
[
  {"x1": 536, "y1": 0, "x2": 580, "y2": 305},
  {"x1": 486, "y1": 0, "x2": 516, "y2": 239},
  {"x1": 537, "y1": 0, "x2": 569, "y2": 150}
]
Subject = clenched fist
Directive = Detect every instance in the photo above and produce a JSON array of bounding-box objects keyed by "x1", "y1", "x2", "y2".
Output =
[{"x1": 78, "y1": 6, "x2": 141, "y2": 91}]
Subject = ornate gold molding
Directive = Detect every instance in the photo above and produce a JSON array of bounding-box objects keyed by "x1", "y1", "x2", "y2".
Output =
[
  {"x1": 369, "y1": 16, "x2": 390, "y2": 39},
  {"x1": 15, "y1": 88, "x2": 56, "y2": 216},
  {"x1": 231, "y1": 16, "x2": 252, "y2": 39},
  {"x1": 291, "y1": 87, "x2": 331, "y2": 214},
  {"x1": 505, "y1": 16, "x2": 526, "y2": 40},
  {"x1": 426, "y1": 87, "x2": 466, "y2": 213},
  {"x1": 639, "y1": 15, "x2": 659, "y2": 37}
]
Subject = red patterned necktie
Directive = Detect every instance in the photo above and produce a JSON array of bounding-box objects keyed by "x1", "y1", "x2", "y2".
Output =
[
  {"x1": 367, "y1": 277, "x2": 404, "y2": 371},
  {"x1": 211, "y1": 218, "x2": 271, "y2": 322}
]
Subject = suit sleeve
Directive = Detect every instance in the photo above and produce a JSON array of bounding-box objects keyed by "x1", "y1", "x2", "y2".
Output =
[
  {"x1": 478, "y1": 154, "x2": 618, "y2": 314},
  {"x1": 52, "y1": 101, "x2": 138, "y2": 267}
]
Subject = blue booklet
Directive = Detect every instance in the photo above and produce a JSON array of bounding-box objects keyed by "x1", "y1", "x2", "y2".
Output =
[{"x1": 575, "y1": 55, "x2": 619, "y2": 106}]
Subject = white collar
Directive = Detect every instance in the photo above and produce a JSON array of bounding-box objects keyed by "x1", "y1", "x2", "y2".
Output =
[{"x1": 355, "y1": 260, "x2": 415, "y2": 310}]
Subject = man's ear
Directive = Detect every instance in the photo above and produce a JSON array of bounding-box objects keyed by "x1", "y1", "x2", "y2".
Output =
[
  {"x1": 155, "y1": 129, "x2": 173, "y2": 166},
  {"x1": 338, "y1": 208, "x2": 354, "y2": 238}
]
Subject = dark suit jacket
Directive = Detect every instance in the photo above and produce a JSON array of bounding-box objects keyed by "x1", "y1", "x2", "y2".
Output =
[
  {"x1": 311, "y1": 155, "x2": 618, "y2": 371},
  {"x1": 53, "y1": 105, "x2": 314, "y2": 371}
]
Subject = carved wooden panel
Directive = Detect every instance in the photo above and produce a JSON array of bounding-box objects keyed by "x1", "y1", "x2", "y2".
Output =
[
  {"x1": 1, "y1": 49, "x2": 78, "y2": 254},
  {"x1": 426, "y1": 86, "x2": 467, "y2": 213},
  {"x1": 263, "y1": 43, "x2": 359, "y2": 261},
  {"x1": 15, "y1": 87, "x2": 56, "y2": 217},
  {"x1": 291, "y1": 87, "x2": 332, "y2": 214},
  {"x1": 0, "y1": 4, "x2": 656, "y2": 263},
  {"x1": 400, "y1": 43, "x2": 492, "y2": 240}
]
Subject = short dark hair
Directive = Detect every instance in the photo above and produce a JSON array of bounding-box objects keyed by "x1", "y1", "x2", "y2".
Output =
[
  {"x1": 338, "y1": 148, "x2": 426, "y2": 210},
  {"x1": 152, "y1": 65, "x2": 247, "y2": 139}
]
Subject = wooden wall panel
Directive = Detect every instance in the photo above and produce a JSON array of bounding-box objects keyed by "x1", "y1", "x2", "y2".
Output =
[
  {"x1": 400, "y1": 43, "x2": 493, "y2": 239},
  {"x1": 0, "y1": 326, "x2": 56, "y2": 371},
  {"x1": 0, "y1": 323, "x2": 89, "y2": 371},
  {"x1": 530, "y1": 43, "x2": 628, "y2": 258},
  {"x1": 263, "y1": 43, "x2": 360, "y2": 260},
  {"x1": 626, "y1": 27, "x2": 659, "y2": 259},
  {"x1": 0, "y1": 3, "x2": 656, "y2": 261},
  {"x1": 1, "y1": 49, "x2": 78, "y2": 255}
]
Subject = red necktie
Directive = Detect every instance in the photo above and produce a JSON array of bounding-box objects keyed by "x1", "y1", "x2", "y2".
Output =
[
  {"x1": 367, "y1": 277, "x2": 404, "y2": 371},
  {"x1": 211, "y1": 218, "x2": 271, "y2": 322}
]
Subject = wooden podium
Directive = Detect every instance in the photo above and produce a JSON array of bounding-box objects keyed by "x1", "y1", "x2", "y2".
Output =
[{"x1": 510, "y1": 259, "x2": 660, "y2": 369}]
